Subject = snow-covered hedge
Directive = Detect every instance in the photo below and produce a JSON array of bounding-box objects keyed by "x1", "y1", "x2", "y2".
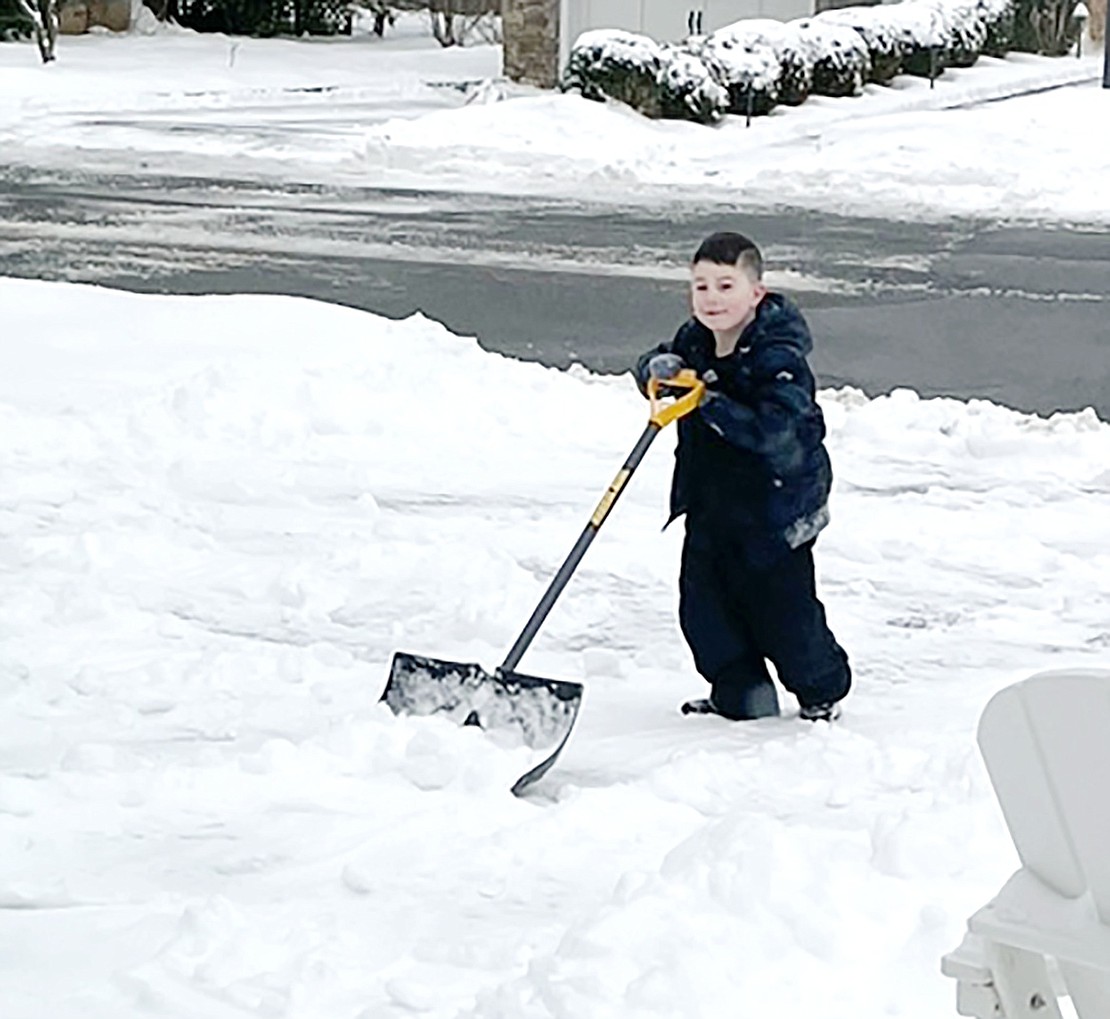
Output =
[
  {"x1": 558, "y1": 0, "x2": 1034, "y2": 126},
  {"x1": 880, "y1": 2, "x2": 951, "y2": 76},
  {"x1": 814, "y1": 7, "x2": 903, "y2": 83},
  {"x1": 657, "y1": 45, "x2": 731, "y2": 123},
  {"x1": 925, "y1": 0, "x2": 988, "y2": 65},
  {"x1": 808, "y1": 0, "x2": 1000, "y2": 81},
  {"x1": 177, "y1": 0, "x2": 353, "y2": 36},
  {"x1": 560, "y1": 30, "x2": 728, "y2": 124},
  {"x1": 560, "y1": 30, "x2": 666, "y2": 113},
  {"x1": 710, "y1": 19, "x2": 813, "y2": 106},
  {"x1": 791, "y1": 18, "x2": 872, "y2": 96},
  {"x1": 693, "y1": 32, "x2": 781, "y2": 115}
]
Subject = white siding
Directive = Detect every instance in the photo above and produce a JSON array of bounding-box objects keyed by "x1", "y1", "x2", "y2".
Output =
[
  {"x1": 563, "y1": 0, "x2": 638, "y2": 52},
  {"x1": 703, "y1": 0, "x2": 812, "y2": 32},
  {"x1": 641, "y1": 0, "x2": 696, "y2": 42},
  {"x1": 563, "y1": 0, "x2": 816, "y2": 60}
]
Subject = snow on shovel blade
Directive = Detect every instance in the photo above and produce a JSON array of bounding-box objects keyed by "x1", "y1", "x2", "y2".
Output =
[{"x1": 381, "y1": 651, "x2": 583, "y2": 795}]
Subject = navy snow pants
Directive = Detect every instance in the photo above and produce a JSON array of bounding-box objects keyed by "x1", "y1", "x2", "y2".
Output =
[{"x1": 678, "y1": 523, "x2": 851, "y2": 718}]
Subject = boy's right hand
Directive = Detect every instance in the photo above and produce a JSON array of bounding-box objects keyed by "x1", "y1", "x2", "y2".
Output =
[
  {"x1": 646, "y1": 353, "x2": 686, "y2": 380},
  {"x1": 634, "y1": 351, "x2": 688, "y2": 397}
]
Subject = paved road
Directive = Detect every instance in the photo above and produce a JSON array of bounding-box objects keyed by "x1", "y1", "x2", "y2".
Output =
[{"x1": 1, "y1": 163, "x2": 1107, "y2": 419}]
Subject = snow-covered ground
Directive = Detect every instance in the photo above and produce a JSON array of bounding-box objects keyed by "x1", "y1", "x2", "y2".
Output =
[
  {"x1": 3, "y1": 277, "x2": 1110, "y2": 1018},
  {"x1": 0, "y1": 17, "x2": 1108, "y2": 221}
]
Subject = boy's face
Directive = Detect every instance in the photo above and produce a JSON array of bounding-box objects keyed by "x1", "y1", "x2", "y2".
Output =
[{"x1": 690, "y1": 260, "x2": 766, "y2": 336}]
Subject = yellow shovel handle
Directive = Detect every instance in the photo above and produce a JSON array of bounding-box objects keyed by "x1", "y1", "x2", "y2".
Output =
[{"x1": 648, "y1": 369, "x2": 705, "y2": 428}]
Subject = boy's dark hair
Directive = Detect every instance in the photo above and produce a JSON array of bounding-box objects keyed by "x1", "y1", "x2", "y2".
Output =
[{"x1": 692, "y1": 232, "x2": 763, "y2": 281}]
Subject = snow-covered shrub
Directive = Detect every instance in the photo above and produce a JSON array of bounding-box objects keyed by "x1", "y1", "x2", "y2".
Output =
[
  {"x1": 657, "y1": 46, "x2": 730, "y2": 123},
  {"x1": 814, "y1": 6, "x2": 903, "y2": 83},
  {"x1": 561, "y1": 29, "x2": 666, "y2": 116},
  {"x1": 791, "y1": 18, "x2": 872, "y2": 97},
  {"x1": 561, "y1": 30, "x2": 727, "y2": 124},
  {"x1": 0, "y1": 9, "x2": 32, "y2": 40},
  {"x1": 711, "y1": 19, "x2": 812, "y2": 105},
  {"x1": 977, "y1": 0, "x2": 1017, "y2": 53},
  {"x1": 0, "y1": 0, "x2": 34, "y2": 39},
  {"x1": 921, "y1": 0, "x2": 987, "y2": 65},
  {"x1": 881, "y1": 2, "x2": 949, "y2": 77},
  {"x1": 693, "y1": 32, "x2": 780, "y2": 116},
  {"x1": 177, "y1": 0, "x2": 276, "y2": 35}
]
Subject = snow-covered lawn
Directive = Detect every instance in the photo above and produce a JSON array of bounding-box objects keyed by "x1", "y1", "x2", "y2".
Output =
[
  {"x1": 3, "y1": 278, "x2": 1110, "y2": 1017},
  {"x1": 0, "y1": 20, "x2": 1107, "y2": 221}
]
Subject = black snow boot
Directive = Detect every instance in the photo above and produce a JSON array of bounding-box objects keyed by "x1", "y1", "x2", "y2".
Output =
[
  {"x1": 799, "y1": 700, "x2": 843, "y2": 722},
  {"x1": 681, "y1": 697, "x2": 722, "y2": 716},
  {"x1": 681, "y1": 680, "x2": 780, "y2": 721}
]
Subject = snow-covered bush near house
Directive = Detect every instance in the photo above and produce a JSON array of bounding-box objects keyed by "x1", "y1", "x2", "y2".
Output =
[
  {"x1": 561, "y1": 30, "x2": 726, "y2": 124},
  {"x1": 710, "y1": 18, "x2": 813, "y2": 105},
  {"x1": 560, "y1": 0, "x2": 1071, "y2": 125},
  {"x1": 791, "y1": 17, "x2": 872, "y2": 97},
  {"x1": 977, "y1": 0, "x2": 1017, "y2": 54},
  {"x1": 657, "y1": 45, "x2": 730, "y2": 123},
  {"x1": 692, "y1": 32, "x2": 781, "y2": 116},
  {"x1": 921, "y1": 0, "x2": 989, "y2": 65},
  {"x1": 880, "y1": 1, "x2": 951, "y2": 76},
  {"x1": 560, "y1": 29, "x2": 665, "y2": 116},
  {"x1": 814, "y1": 6, "x2": 904, "y2": 83}
]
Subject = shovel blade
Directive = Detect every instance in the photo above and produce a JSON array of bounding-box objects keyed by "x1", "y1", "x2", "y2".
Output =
[{"x1": 382, "y1": 651, "x2": 583, "y2": 795}]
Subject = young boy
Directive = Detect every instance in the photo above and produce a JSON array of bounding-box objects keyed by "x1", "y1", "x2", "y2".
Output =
[{"x1": 635, "y1": 231, "x2": 850, "y2": 722}]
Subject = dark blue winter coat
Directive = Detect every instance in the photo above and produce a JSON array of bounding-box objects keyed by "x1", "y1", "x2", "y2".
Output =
[{"x1": 636, "y1": 293, "x2": 833, "y2": 565}]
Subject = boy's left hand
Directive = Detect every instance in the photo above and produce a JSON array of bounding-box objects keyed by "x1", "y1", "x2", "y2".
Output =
[{"x1": 698, "y1": 370, "x2": 720, "y2": 406}]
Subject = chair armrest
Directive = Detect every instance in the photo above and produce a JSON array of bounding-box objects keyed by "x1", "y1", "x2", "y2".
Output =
[{"x1": 969, "y1": 870, "x2": 1110, "y2": 973}]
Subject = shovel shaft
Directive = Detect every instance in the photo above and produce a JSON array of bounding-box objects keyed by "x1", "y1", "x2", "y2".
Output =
[{"x1": 500, "y1": 421, "x2": 661, "y2": 674}]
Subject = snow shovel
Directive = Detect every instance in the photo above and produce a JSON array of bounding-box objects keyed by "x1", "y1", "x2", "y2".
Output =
[{"x1": 381, "y1": 370, "x2": 706, "y2": 795}]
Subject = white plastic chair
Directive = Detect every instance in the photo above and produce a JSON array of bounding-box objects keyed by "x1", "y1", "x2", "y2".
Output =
[{"x1": 941, "y1": 668, "x2": 1110, "y2": 1019}]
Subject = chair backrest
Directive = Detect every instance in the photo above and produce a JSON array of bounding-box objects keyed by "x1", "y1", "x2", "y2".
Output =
[{"x1": 977, "y1": 669, "x2": 1110, "y2": 920}]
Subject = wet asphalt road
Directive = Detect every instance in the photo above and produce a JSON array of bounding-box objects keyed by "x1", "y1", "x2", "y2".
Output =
[{"x1": 1, "y1": 163, "x2": 1107, "y2": 419}]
